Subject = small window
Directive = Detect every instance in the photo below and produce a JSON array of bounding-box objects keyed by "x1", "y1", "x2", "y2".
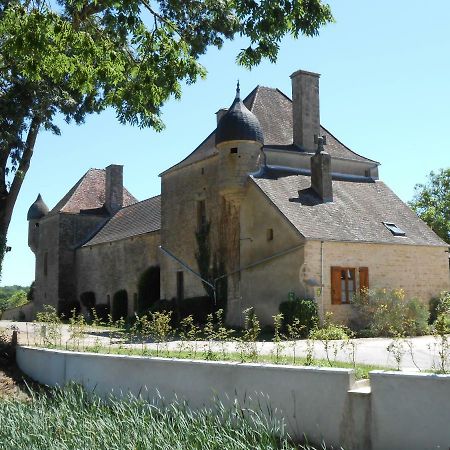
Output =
[
  {"x1": 266, "y1": 228, "x2": 274, "y2": 241},
  {"x1": 197, "y1": 200, "x2": 207, "y2": 231},
  {"x1": 383, "y1": 222, "x2": 406, "y2": 236},
  {"x1": 177, "y1": 271, "x2": 184, "y2": 302},
  {"x1": 331, "y1": 266, "x2": 363, "y2": 304},
  {"x1": 201, "y1": 167, "x2": 205, "y2": 175},
  {"x1": 43, "y1": 252, "x2": 48, "y2": 277},
  {"x1": 35, "y1": 223, "x2": 39, "y2": 228},
  {"x1": 230, "y1": 147, "x2": 238, "y2": 154}
]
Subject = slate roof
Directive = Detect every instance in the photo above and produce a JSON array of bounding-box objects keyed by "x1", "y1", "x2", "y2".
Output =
[
  {"x1": 27, "y1": 194, "x2": 49, "y2": 220},
  {"x1": 162, "y1": 86, "x2": 376, "y2": 175},
  {"x1": 215, "y1": 87, "x2": 264, "y2": 146},
  {"x1": 83, "y1": 196, "x2": 161, "y2": 246},
  {"x1": 50, "y1": 168, "x2": 137, "y2": 215},
  {"x1": 252, "y1": 174, "x2": 447, "y2": 247}
]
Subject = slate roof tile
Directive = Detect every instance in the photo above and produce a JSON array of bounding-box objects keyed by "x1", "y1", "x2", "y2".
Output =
[
  {"x1": 50, "y1": 169, "x2": 137, "y2": 214},
  {"x1": 83, "y1": 196, "x2": 161, "y2": 246},
  {"x1": 162, "y1": 86, "x2": 376, "y2": 174},
  {"x1": 252, "y1": 174, "x2": 447, "y2": 246}
]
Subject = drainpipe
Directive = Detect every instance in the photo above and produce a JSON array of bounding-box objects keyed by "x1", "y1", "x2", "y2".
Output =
[
  {"x1": 160, "y1": 243, "x2": 305, "y2": 307},
  {"x1": 320, "y1": 240, "x2": 324, "y2": 323}
]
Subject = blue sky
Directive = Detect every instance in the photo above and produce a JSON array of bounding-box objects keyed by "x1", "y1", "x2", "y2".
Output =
[{"x1": 2, "y1": 1, "x2": 449, "y2": 286}]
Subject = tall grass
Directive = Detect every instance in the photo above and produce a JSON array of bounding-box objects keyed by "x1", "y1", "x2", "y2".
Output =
[{"x1": 0, "y1": 384, "x2": 330, "y2": 450}]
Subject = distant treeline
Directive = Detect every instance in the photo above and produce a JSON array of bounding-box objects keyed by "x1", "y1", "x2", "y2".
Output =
[{"x1": 0, "y1": 284, "x2": 32, "y2": 313}]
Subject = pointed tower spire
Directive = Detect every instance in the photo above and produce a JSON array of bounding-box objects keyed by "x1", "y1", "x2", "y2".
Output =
[{"x1": 235, "y1": 80, "x2": 240, "y2": 100}]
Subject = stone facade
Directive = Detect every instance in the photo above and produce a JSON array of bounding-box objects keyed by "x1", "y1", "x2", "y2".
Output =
[{"x1": 26, "y1": 69, "x2": 450, "y2": 325}]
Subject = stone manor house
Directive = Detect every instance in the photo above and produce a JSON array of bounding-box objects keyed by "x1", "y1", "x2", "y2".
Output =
[{"x1": 26, "y1": 69, "x2": 450, "y2": 325}]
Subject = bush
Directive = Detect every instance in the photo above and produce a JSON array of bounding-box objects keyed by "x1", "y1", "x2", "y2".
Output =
[
  {"x1": 93, "y1": 304, "x2": 110, "y2": 323},
  {"x1": 57, "y1": 300, "x2": 81, "y2": 319},
  {"x1": 137, "y1": 266, "x2": 160, "y2": 313},
  {"x1": 80, "y1": 292, "x2": 96, "y2": 309},
  {"x1": 351, "y1": 288, "x2": 429, "y2": 337},
  {"x1": 279, "y1": 293, "x2": 318, "y2": 337},
  {"x1": 178, "y1": 296, "x2": 214, "y2": 325},
  {"x1": 309, "y1": 312, "x2": 350, "y2": 340},
  {"x1": 112, "y1": 290, "x2": 128, "y2": 321},
  {"x1": 429, "y1": 292, "x2": 450, "y2": 324}
]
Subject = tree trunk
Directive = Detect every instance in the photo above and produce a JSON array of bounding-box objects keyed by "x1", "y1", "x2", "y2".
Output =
[{"x1": 0, "y1": 117, "x2": 41, "y2": 280}]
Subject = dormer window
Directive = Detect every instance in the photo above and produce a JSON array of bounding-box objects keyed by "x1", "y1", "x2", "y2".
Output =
[
  {"x1": 230, "y1": 147, "x2": 238, "y2": 154},
  {"x1": 383, "y1": 222, "x2": 406, "y2": 236}
]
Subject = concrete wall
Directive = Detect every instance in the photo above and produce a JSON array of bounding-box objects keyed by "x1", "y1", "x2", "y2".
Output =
[
  {"x1": 17, "y1": 347, "x2": 450, "y2": 450},
  {"x1": 76, "y1": 231, "x2": 160, "y2": 316},
  {"x1": 305, "y1": 240, "x2": 450, "y2": 322},
  {"x1": 16, "y1": 346, "x2": 363, "y2": 448}
]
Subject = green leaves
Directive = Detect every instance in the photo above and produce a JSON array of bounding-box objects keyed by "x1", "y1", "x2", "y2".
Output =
[{"x1": 409, "y1": 168, "x2": 450, "y2": 244}]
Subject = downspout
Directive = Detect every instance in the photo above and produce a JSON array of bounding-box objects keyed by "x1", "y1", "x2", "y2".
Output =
[{"x1": 320, "y1": 240, "x2": 324, "y2": 323}]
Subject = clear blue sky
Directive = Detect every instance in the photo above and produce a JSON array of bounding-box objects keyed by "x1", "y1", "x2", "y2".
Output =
[{"x1": 2, "y1": 1, "x2": 449, "y2": 287}]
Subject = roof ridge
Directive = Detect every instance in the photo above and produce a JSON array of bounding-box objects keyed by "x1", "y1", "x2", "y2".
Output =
[
  {"x1": 320, "y1": 125, "x2": 380, "y2": 165},
  {"x1": 117, "y1": 194, "x2": 161, "y2": 211}
]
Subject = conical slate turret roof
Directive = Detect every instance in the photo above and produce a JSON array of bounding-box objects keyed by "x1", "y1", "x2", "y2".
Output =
[
  {"x1": 215, "y1": 82, "x2": 264, "y2": 147},
  {"x1": 27, "y1": 194, "x2": 49, "y2": 220}
]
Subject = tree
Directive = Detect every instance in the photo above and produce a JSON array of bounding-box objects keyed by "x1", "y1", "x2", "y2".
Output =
[
  {"x1": 409, "y1": 168, "x2": 450, "y2": 244},
  {"x1": 0, "y1": 0, "x2": 333, "y2": 275}
]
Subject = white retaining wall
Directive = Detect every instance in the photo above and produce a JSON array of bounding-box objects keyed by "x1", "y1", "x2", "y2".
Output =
[{"x1": 16, "y1": 346, "x2": 450, "y2": 450}]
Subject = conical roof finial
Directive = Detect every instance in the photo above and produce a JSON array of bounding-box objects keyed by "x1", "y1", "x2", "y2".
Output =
[{"x1": 235, "y1": 80, "x2": 240, "y2": 100}]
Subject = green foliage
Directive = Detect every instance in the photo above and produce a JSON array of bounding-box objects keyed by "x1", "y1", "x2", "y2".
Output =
[
  {"x1": 137, "y1": 266, "x2": 160, "y2": 313},
  {"x1": 0, "y1": 284, "x2": 29, "y2": 312},
  {"x1": 27, "y1": 281, "x2": 35, "y2": 302},
  {"x1": 112, "y1": 290, "x2": 128, "y2": 321},
  {"x1": 429, "y1": 292, "x2": 450, "y2": 325},
  {"x1": 0, "y1": 288, "x2": 27, "y2": 312},
  {"x1": 0, "y1": 384, "x2": 302, "y2": 450},
  {"x1": 352, "y1": 288, "x2": 429, "y2": 337},
  {"x1": 309, "y1": 312, "x2": 351, "y2": 341},
  {"x1": 279, "y1": 293, "x2": 318, "y2": 337},
  {"x1": 0, "y1": 0, "x2": 333, "y2": 280},
  {"x1": 409, "y1": 168, "x2": 450, "y2": 244}
]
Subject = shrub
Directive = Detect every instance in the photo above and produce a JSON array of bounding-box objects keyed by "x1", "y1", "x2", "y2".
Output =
[
  {"x1": 57, "y1": 300, "x2": 81, "y2": 319},
  {"x1": 112, "y1": 290, "x2": 128, "y2": 321},
  {"x1": 178, "y1": 296, "x2": 214, "y2": 325},
  {"x1": 309, "y1": 312, "x2": 350, "y2": 341},
  {"x1": 80, "y1": 291, "x2": 96, "y2": 310},
  {"x1": 351, "y1": 288, "x2": 429, "y2": 337},
  {"x1": 429, "y1": 292, "x2": 450, "y2": 324},
  {"x1": 279, "y1": 293, "x2": 318, "y2": 337},
  {"x1": 93, "y1": 304, "x2": 110, "y2": 323}
]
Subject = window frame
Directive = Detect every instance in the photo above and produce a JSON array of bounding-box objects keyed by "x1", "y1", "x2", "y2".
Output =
[{"x1": 331, "y1": 266, "x2": 368, "y2": 305}]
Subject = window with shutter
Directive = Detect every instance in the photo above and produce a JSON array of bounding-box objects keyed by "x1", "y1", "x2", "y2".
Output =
[
  {"x1": 359, "y1": 267, "x2": 369, "y2": 291},
  {"x1": 331, "y1": 267, "x2": 341, "y2": 304}
]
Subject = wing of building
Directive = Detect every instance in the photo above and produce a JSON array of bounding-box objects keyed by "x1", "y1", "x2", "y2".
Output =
[{"x1": 27, "y1": 70, "x2": 449, "y2": 325}]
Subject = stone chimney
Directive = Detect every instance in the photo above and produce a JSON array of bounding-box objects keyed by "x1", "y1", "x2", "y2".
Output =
[
  {"x1": 216, "y1": 108, "x2": 228, "y2": 124},
  {"x1": 105, "y1": 164, "x2": 123, "y2": 214},
  {"x1": 290, "y1": 69, "x2": 321, "y2": 152},
  {"x1": 311, "y1": 136, "x2": 333, "y2": 203}
]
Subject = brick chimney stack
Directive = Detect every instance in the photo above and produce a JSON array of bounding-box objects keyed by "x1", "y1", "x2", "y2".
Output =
[
  {"x1": 105, "y1": 164, "x2": 123, "y2": 214},
  {"x1": 290, "y1": 69, "x2": 321, "y2": 152}
]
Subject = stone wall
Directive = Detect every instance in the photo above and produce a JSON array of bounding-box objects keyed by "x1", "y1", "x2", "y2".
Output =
[
  {"x1": 76, "y1": 231, "x2": 160, "y2": 316},
  {"x1": 304, "y1": 240, "x2": 450, "y2": 322}
]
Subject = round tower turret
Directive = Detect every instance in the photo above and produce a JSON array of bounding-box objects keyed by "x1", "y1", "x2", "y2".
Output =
[
  {"x1": 215, "y1": 84, "x2": 264, "y2": 201},
  {"x1": 27, "y1": 194, "x2": 48, "y2": 253},
  {"x1": 215, "y1": 82, "x2": 264, "y2": 149},
  {"x1": 27, "y1": 194, "x2": 49, "y2": 221}
]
